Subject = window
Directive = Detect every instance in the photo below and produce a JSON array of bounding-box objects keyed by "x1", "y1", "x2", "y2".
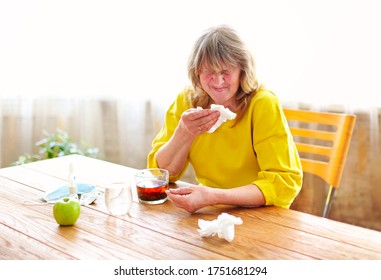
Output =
[{"x1": 1, "y1": 0, "x2": 379, "y2": 108}]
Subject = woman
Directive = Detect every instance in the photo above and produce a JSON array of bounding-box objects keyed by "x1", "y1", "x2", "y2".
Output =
[{"x1": 147, "y1": 25, "x2": 302, "y2": 213}]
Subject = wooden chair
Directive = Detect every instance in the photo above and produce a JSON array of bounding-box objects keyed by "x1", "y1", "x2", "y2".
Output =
[{"x1": 283, "y1": 108, "x2": 356, "y2": 218}]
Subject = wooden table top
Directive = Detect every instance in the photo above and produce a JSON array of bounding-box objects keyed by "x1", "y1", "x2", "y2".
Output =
[{"x1": 1, "y1": 155, "x2": 381, "y2": 260}]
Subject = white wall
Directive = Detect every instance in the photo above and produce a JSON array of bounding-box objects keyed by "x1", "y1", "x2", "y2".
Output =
[{"x1": 1, "y1": 0, "x2": 380, "y2": 108}]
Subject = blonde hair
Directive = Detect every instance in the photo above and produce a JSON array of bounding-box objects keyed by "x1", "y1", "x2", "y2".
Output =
[{"x1": 187, "y1": 25, "x2": 260, "y2": 119}]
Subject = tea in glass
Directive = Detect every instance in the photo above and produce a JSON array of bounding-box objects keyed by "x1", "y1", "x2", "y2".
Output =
[{"x1": 135, "y1": 169, "x2": 169, "y2": 204}]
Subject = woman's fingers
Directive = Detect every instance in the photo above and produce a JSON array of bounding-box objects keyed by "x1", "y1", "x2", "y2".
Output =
[
  {"x1": 166, "y1": 186, "x2": 207, "y2": 213},
  {"x1": 166, "y1": 187, "x2": 193, "y2": 195},
  {"x1": 181, "y1": 109, "x2": 220, "y2": 135}
]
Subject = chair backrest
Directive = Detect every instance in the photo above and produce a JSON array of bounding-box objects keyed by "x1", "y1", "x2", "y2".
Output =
[{"x1": 283, "y1": 108, "x2": 356, "y2": 217}]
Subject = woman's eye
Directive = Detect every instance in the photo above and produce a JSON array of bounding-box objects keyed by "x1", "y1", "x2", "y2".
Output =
[{"x1": 201, "y1": 70, "x2": 213, "y2": 77}]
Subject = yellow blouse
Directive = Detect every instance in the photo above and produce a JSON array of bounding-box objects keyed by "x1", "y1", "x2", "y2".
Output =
[{"x1": 147, "y1": 87, "x2": 303, "y2": 208}]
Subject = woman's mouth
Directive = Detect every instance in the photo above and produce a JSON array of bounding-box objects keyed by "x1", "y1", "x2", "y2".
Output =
[{"x1": 212, "y1": 87, "x2": 226, "y2": 93}]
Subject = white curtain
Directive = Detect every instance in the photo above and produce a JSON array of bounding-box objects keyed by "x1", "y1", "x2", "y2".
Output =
[{"x1": 0, "y1": 97, "x2": 164, "y2": 168}]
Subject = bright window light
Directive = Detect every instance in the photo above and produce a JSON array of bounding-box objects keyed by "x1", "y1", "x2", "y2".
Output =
[{"x1": 0, "y1": 0, "x2": 380, "y2": 108}]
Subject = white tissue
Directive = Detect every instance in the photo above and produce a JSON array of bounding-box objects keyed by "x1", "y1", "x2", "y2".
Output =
[
  {"x1": 196, "y1": 105, "x2": 236, "y2": 133},
  {"x1": 198, "y1": 213, "x2": 243, "y2": 242}
]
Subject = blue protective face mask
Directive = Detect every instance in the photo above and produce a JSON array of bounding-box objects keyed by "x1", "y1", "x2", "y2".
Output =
[{"x1": 42, "y1": 183, "x2": 100, "y2": 205}]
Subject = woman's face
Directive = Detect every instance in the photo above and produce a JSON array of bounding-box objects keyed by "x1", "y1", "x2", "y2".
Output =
[{"x1": 199, "y1": 64, "x2": 241, "y2": 110}]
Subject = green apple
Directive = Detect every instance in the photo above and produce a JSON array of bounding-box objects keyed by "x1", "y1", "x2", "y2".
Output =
[{"x1": 53, "y1": 197, "x2": 81, "y2": 226}]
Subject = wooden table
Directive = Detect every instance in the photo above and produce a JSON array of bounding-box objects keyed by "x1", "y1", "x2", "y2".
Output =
[{"x1": 1, "y1": 155, "x2": 381, "y2": 260}]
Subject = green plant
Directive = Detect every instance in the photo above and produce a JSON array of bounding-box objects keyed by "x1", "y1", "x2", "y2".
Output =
[{"x1": 12, "y1": 129, "x2": 99, "y2": 166}]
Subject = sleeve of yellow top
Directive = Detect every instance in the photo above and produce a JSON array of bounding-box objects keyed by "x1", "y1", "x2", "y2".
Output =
[
  {"x1": 251, "y1": 92, "x2": 303, "y2": 208},
  {"x1": 147, "y1": 90, "x2": 191, "y2": 182}
]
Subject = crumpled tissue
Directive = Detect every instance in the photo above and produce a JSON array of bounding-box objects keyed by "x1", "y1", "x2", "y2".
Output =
[
  {"x1": 196, "y1": 104, "x2": 237, "y2": 133},
  {"x1": 198, "y1": 213, "x2": 243, "y2": 242}
]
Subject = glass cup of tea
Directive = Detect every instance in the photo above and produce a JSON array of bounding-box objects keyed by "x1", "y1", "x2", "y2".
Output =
[
  {"x1": 104, "y1": 182, "x2": 133, "y2": 215},
  {"x1": 135, "y1": 168, "x2": 169, "y2": 204}
]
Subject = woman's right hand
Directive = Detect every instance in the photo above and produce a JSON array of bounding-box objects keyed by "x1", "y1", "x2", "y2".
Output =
[
  {"x1": 179, "y1": 108, "x2": 220, "y2": 137},
  {"x1": 155, "y1": 108, "x2": 219, "y2": 177}
]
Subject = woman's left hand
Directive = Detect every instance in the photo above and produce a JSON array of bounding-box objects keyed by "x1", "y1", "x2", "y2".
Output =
[{"x1": 165, "y1": 186, "x2": 214, "y2": 213}]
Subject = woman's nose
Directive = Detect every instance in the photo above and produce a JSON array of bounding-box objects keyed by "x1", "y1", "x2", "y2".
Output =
[{"x1": 212, "y1": 73, "x2": 224, "y2": 84}]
